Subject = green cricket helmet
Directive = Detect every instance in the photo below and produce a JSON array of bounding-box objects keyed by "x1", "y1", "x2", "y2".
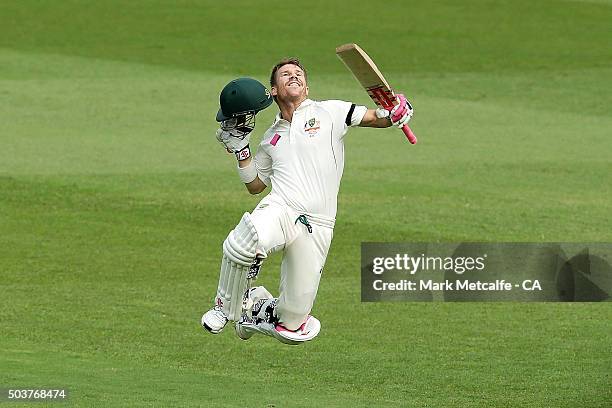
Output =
[{"x1": 216, "y1": 77, "x2": 273, "y2": 122}]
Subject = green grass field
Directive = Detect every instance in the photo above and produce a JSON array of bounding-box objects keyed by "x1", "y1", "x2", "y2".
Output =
[{"x1": 1, "y1": 1, "x2": 611, "y2": 406}]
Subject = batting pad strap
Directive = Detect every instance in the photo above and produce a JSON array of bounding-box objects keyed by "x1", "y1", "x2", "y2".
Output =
[{"x1": 237, "y1": 160, "x2": 258, "y2": 184}]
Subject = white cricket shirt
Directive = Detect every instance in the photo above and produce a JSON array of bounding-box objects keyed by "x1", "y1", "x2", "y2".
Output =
[{"x1": 254, "y1": 99, "x2": 367, "y2": 222}]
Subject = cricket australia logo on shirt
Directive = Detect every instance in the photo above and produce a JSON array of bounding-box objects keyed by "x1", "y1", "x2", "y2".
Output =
[{"x1": 304, "y1": 117, "x2": 321, "y2": 136}]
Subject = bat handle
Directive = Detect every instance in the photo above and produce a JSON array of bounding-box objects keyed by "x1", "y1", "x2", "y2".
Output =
[{"x1": 402, "y1": 124, "x2": 417, "y2": 144}]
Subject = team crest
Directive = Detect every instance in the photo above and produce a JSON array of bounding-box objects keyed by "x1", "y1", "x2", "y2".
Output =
[{"x1": 304, "y1": 117, "x2": 320, "y2": 136}]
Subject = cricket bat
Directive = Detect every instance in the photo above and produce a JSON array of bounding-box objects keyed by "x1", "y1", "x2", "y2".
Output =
[{"x1": 335, "y1": 43, "x2": 417, "y2": 144}]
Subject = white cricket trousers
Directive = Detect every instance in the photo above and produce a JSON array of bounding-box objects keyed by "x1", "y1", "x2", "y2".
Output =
[{"x1": 249, "y1": 194, "x2": 333, "y2": 330}]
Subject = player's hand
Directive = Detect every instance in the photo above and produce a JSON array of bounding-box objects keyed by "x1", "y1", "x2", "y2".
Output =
[
  {"x1": 215, "y1": 128, "x2": 251, "y2": 153},
  {"x1": 388, "y1": 94, "x2": 413, "y2": 128}
]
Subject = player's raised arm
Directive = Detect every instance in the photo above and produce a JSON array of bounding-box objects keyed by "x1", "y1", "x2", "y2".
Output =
[{"x1": 214, "y1": 78, "x2": 273, "y2": 194}]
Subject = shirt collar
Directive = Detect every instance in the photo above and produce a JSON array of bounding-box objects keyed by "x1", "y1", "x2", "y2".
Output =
[{"x1": 273, "y1": 99, "x2": 314, "y2": 125}]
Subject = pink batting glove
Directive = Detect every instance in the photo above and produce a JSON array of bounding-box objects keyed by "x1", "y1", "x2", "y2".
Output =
[{"x1": 389, "y1": 94, "x2": 413, "y2": 127}]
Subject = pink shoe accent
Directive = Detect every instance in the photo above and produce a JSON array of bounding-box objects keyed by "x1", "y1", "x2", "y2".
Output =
[
  {"x1": 270, "y1": 133, "x2": 281, "y2": 146},
  {"x1": 275, "y1": 320, "x2": 310, "y2": 336}
]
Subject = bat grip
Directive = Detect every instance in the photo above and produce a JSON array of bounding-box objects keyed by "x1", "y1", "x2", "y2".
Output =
[
  {"x1": 402, "y1": 124, "x2": 417, "y2": 144},
  {"x1": 383, "y1": 99, "x2": 417, "y2": 144}
]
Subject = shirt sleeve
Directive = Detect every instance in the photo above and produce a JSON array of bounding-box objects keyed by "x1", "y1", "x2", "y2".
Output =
[
  {"x1": 348, "y1": 104, "x2": 367, "y2": 127},
  {"x1": 320, "y1": 100, "x2": 367, "y2": 128},
  {"x1": 254, "y1": 146, "x2": 272, "y2": 186}
]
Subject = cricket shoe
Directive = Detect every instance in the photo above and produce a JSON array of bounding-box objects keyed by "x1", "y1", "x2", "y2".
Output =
[
  {"x1": 235, "y1": 289, "x2": 275, "y2": 341},
  {"x1": 236, "y1": 315, "x2": 321, "y2": 345},
  {"x1": 234, "y1": 300, "x2": 273, "y2": 341},
  {"x1": 272, "y1": 316, "x2": 321, "y2": 345},
  {"x1": 235, "y1": 298, "x2": 321, "y2": 345},
  {"x1": 202, "y1": 286, "x2": 272, "y2": 335},
  {"x1": 201, "y1": 305, "x2": 228, "y2": 334}
]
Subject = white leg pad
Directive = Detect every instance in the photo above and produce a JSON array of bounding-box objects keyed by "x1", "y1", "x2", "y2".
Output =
[{"x1": 216, "y1": 213, "x2": 259, "y2": 321}]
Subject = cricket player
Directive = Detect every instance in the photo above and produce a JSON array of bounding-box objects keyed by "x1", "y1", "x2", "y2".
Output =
[{"x1": 201, "y1": 59, "x2": 413, "y2": 344}]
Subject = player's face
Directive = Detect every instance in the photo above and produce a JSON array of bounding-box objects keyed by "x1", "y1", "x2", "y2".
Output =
[{"x1": 272, "y1": 64, "x2": 308, "y2": 102}]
